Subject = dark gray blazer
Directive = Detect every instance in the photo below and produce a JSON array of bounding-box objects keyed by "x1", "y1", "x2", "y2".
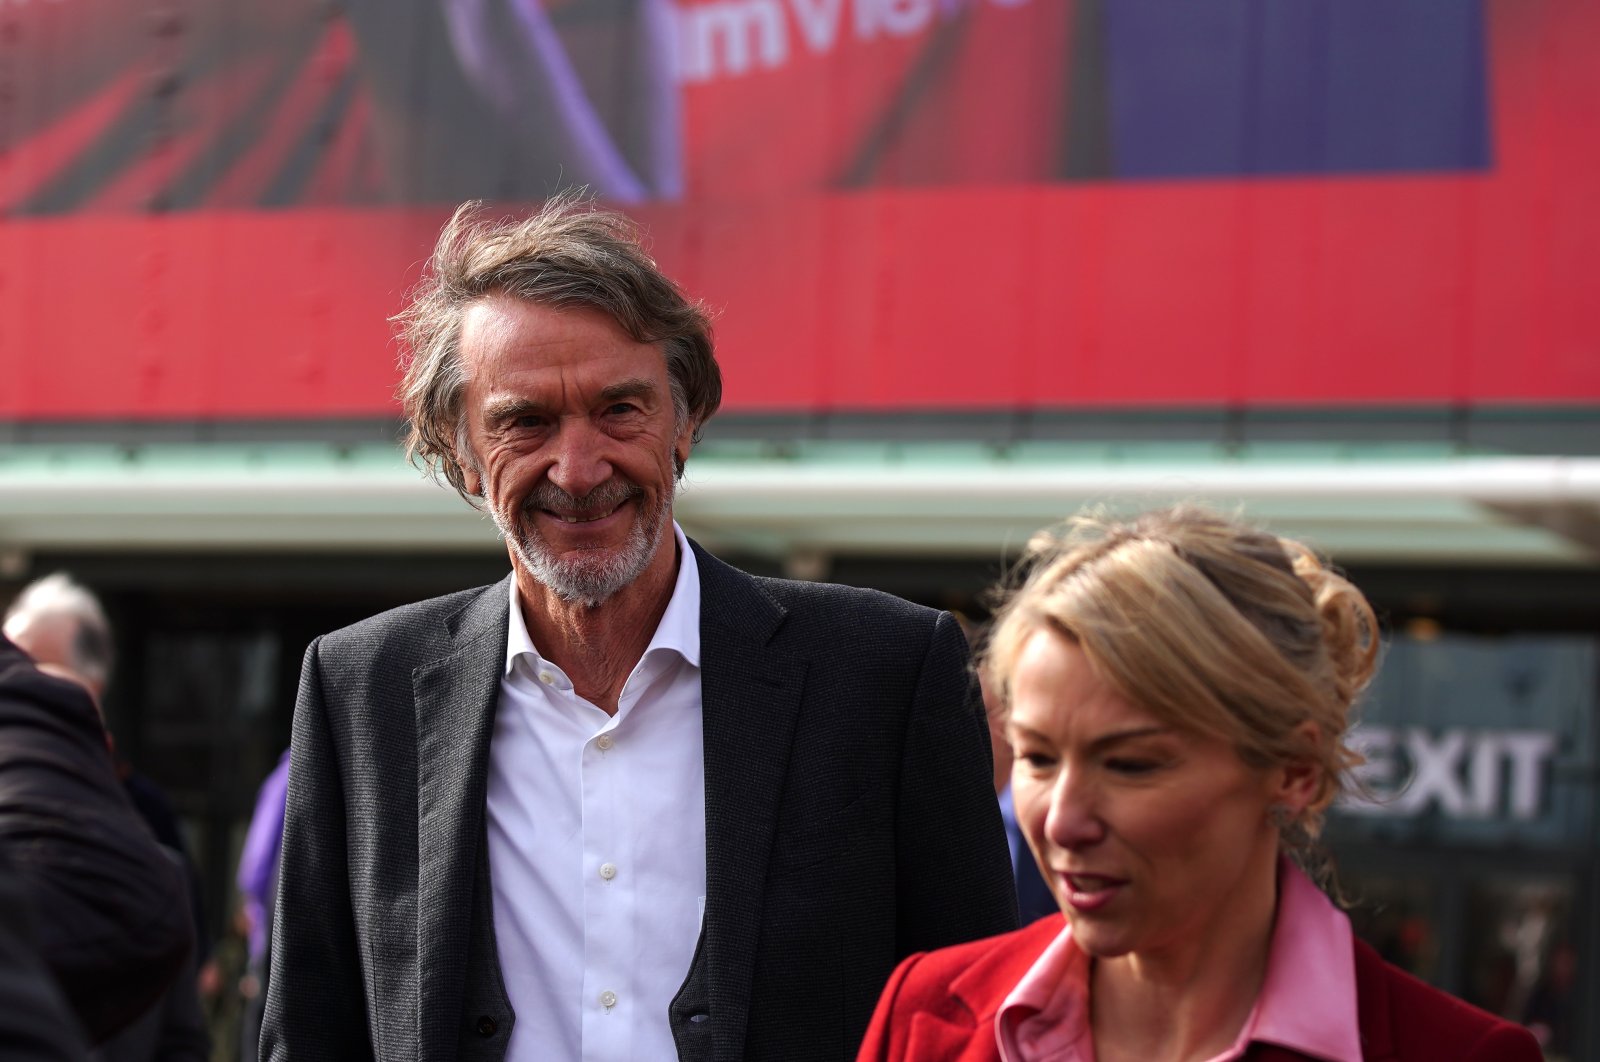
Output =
[{"x1": 262, "y1": 543, "x2": 1017, "y2": 1061}]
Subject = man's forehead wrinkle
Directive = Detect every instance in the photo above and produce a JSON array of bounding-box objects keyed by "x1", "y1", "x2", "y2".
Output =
[
  {"x1": 461, "y1": 298, "x2": 575, "y2": 370},
  {"x1": 480, "y1": 370, "x2": 651, "y2": 422},
  {"x1": 600, "y1": 377, "x2": 660, "y2": 401}
]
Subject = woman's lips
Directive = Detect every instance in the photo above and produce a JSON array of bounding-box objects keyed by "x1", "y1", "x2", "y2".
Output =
[{"x1": 1057, "y1": 872, "x2": 1127, "y2": 913}]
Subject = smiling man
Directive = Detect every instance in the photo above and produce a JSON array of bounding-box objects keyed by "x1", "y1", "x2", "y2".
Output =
[{"x1": 261, "y1": 196, "x2": 1016, "y2": 1062}]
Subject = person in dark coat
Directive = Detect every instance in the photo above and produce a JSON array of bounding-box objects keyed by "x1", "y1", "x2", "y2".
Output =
[
  {"x1": 5, "y1": 575, "x2": 211, "y2": 1062},
  {"x1": 0, "y1": 853, "x2": 92, "y2": 1061},
  {"x1": 0, "y1": 632, "x2": 192, "y2": 1047},
  {"x1": 235, "y1": 749, "x2": 291, "y2": 1062},
  {"x1": 3, "y1": 574, "x2": 208, "y2": 922}
]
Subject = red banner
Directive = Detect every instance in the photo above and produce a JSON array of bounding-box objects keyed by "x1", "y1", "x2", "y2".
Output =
[{"x1": 0, "y1": 0, "x2": 1595, "y2": 419}]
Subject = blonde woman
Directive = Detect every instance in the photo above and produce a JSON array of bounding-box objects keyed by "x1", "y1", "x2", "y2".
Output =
[{"x1": 859, "y1": 507, "x2": 1540, "y2": 1062}]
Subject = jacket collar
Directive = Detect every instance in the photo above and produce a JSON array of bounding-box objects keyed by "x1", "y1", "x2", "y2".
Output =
[
  {"x1": 951, "y1": 916, "x2": 1067, "y2": 1026},
  {"x1": 412, "y1": 545, "x2": 809, "y2": 1060}
]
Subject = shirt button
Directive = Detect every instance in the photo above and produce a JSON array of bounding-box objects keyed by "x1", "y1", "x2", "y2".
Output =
[
  {"x1": 599, "y1": 862, "x2": 618, "y2": 881},
  {"x1": 599, "y1": 990, "x2": 617, "y2": 1009},
  {"x1": 538, "y1": 670, "x2": 556, "y2": 685},
  {"x1": 596, "y1": 733, "x2": 614, "y2": 751},
  {"x1": 475, "y1": 1015, "x2": 497, "y2": 1037}
]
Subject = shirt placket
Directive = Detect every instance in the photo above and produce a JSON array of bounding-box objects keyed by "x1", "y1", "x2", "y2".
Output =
[{"x1": 580, "y1": 701, "x2": 629, "y2": 1060}]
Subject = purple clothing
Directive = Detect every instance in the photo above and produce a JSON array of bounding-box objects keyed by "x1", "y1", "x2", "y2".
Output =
[{"x1": 237, "y1": 750, "x2": 291, "y2": 965}]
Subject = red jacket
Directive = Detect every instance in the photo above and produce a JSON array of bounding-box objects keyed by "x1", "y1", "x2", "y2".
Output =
[{"x1": 858, "y1": 915, "x2": 1542, "y2": 1061}]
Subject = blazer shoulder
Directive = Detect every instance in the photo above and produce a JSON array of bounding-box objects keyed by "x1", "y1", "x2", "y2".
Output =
[
  {"x1": 747, "y1": 573, "x2": 949, "y2": 654},
  {"x1": 314, "y1": 580, "x2": 507, "y2": 659},
  {"x1": 693, "y1": 540, "x2": 951, "y2": 652},
  {"x1": 754, "y1": 574, "x2": 938, "y2": 624},
  {"x1": 1354, "y1": 938, "x2": 1543, "y2": 1061}
]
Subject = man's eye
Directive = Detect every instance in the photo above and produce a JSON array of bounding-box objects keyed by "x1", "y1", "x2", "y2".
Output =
[
  {"x1": 604, "y1": 402, "x2": 640, "y2": 416},
  {"x1": 510, "y1": 415, "x2": 546, "y2": 430}
]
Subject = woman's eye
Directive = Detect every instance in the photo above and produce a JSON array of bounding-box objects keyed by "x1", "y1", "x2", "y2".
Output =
[
  {"x1": 1105, "y1": 758, "x2": 1160, "y2": 776},
  {"x1": 1017, "y1": 751, "x2": 1056, "y2": 770}
]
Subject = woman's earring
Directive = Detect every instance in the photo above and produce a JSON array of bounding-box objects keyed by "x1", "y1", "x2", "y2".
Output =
[{"x1": 1269, "y1": 802, "x2": 1313, "y2": 852}]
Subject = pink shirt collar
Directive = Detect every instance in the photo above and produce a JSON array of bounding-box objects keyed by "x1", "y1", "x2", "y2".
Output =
[{"x1": 996, "y1": 859, "x2": 1362, "y2": 1062}]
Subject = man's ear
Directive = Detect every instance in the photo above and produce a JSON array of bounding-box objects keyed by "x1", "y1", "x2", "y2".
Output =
[
  {"x1": 452, "y1": 425, "x2": 485, "y2": 496},
  {"x1": 673, "y1": 419, "x2": 698, "y2": 478},
  {"x1": 455, "y1": 444, "x2": 484, "y2": 497}
]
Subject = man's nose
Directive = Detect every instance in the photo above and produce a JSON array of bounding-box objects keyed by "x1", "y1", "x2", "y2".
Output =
[
  {"x1": 546, "y1": 420, "x2": 613, "y2": 499},
  {"x1": 1044, "y1": 767, "x2": 1105, "y2": 851}
]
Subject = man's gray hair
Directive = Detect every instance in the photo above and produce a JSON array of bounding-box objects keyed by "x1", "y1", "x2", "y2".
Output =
[
  {"x1": 394, "y1": 191, "x2": 722, "y2": 502},
  {"x1": 4, "y1": 573, "x2": 115, "y2": 690}
]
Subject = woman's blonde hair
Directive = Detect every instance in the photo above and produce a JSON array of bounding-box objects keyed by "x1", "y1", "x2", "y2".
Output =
[{"x1": 981, "y1": 505, "x2": 1378, "y2": 859}]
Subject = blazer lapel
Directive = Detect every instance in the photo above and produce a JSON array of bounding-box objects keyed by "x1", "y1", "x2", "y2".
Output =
[
  {"x1": 413, "y1": 579, "x2": 511, "y2": 1062},
  {"x1": 692, "y1": 544, "x2": 807, "y2": 1059}
]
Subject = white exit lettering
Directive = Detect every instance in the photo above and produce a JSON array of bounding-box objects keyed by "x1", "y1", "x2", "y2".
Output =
[{"x1": 1342, "y1": 726, "x2": 1558, "y2": 821}]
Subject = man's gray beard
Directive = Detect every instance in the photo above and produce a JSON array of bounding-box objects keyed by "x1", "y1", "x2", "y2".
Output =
[{"x1": 488, "y1": 479, "x2": 673, "y2": 608}]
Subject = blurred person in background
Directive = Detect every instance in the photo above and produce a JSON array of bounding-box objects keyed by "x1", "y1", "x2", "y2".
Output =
[
  {"x1": 958, "y1": 614, "x2": 1058, "y2": 927},
  {"x1": 986, "y1": 676, "x2": 1061, "y2": 929},
  {"x1": 0, "y1": 631, "x2": 192, "y2": 1053},
  {"x1": 4, "y1": 576, "x2": 210, "y2": 1062},
  {"x1": 262, "y1": 194, "x2": 1015, "y2": 1062},
  {"x1": 3, "y1": 575, "x2": 117, "y2": 701},
  {"x1": 235, "y1": 748, "x2": 290, "y2": 1062},
  {"x1": 1523, "y1": 939, "x2": 1576, "y2": 1058},
  {"x1": 859, "y1": 506, "x2": 1543, "y2": 1062},
  {"x1": 3, "y1": 575, "x2": 210, "y2": 950}
]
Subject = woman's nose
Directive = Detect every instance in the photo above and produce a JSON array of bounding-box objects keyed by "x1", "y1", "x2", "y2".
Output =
[{"x1": 1044, "y1": 768, "x2": 1105, "y2": 850}]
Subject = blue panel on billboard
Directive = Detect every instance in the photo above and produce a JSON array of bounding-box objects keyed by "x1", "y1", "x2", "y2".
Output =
[{"x1": 1105, "y1": 0, "x2": 1491, "y2": 178}]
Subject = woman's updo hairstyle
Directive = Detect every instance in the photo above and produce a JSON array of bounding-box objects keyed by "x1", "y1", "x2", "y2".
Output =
[{"x1": 980, "y1": 505, "x2": 1379, "y2": 860}]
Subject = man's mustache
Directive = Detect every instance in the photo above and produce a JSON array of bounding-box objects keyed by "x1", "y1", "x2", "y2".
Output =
[{"x1": 521, "y1": 479, "x2": 644, "y2": 516}]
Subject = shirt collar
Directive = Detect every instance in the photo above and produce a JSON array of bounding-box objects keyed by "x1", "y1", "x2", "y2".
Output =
[
  {"x1": 995, "y1": 859, "x2": 1362, "y2": 1062},
  {"x1": 996, "y1": 922, "x2": 1092, "y2": 1061},
  {"x1": 1237, "y1": 858, "x2": 1363, "y2": 1062},
  {"x1": 504, "y1": 522, "x2": 701, "y2": 676}
]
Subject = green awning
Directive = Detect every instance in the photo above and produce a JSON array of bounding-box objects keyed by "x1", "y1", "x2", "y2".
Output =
[{"x1": 1, "y1": 441, "x2": 1596, "y2": 567}]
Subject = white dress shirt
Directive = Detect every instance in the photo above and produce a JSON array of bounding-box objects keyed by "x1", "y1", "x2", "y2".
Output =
[{"x1": 486, "y1": 524, "x2": 706, "y2": 1061}]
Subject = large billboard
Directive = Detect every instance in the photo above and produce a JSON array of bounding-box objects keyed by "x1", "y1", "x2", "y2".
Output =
[{"x1": 0, "y1": 0, "x2": 1595, "y2": 420}]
